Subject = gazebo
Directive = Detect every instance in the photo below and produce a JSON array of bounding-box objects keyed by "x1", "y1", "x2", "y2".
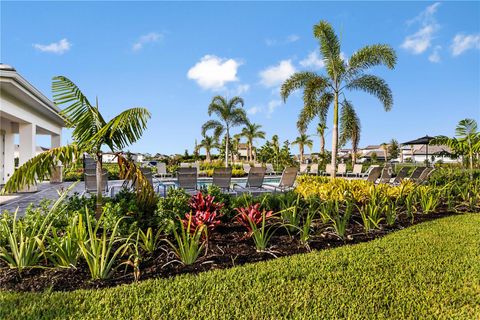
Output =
[{"x1": 402, "y1": 135, "x2": 436, "y2": 165}]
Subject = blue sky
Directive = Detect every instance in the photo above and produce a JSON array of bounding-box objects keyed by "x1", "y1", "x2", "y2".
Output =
[{"x1": 2, "y1": 1, "x2": 479, "y2": 155}]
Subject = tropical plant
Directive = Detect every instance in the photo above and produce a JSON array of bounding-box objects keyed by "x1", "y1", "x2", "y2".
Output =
[
  {"x1": 47, "y1": 216, "x2": 81, "y2": 268},
  {"x1": 184, "y1": 193, "x2": 224, "y2": 232},
  {"x1": 241, "y1": 120, "x2": 266, "y2": 162},
  {"x1": 136, "y1": 227, "x2": 163, "y2": 255},
  {"x1": 247, "y1": 210, "x2": 277, "y2": 252},
  {"x1": 202, "y1": 96, "x2": 247, "y2": 167},
  {"x1": 199, "y1": 134, "x2": 219, "y2": 163},
  {"x1": 76, "y1": 208, "x2": 128, "y2": 280},
  {"x1": 2, "y1": 76, "x2": 153, "y2": 217},
  {"x1": 292, "y1": 133, "x2": 313, "y2": 163},
  {"x1": 165, "y1": 216, "x2": 206, "y2": 265},
  {"x1": 317, "y1": 123, "x2": 328, "y2": 155},
  {"x1": 281, "y1": 20, "x2": 396, "y2": 176},
  {"x1": 235, "y1": 203, "x2": 273, "y2": 236},
  {"x1": 339, "y1": 100, "x2": 361, "y2": 164},
  {"x1": 388, "y1": 139, "x2": 400, "y2": 159},
  {"x1": 417, "y1": 186, "x2": 440, "y2": 214},
  {"x1": 431, "y1": 118, "x2": 479, "y2": 175}
]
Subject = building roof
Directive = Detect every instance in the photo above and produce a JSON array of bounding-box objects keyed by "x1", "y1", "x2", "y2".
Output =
[{"x1": 0, "y1": 64, "x2": 65, "y2": 126}]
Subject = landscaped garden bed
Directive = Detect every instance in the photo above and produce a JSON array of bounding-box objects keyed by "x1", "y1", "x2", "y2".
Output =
[{"x1": 1, "y1": 169, "x2": 478, "y2": 293}]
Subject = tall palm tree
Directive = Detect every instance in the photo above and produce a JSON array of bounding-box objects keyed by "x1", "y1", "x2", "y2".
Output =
[
  {"x1": 241, "y1": 121, "x2": 266, "y2": 162},
  {"x1": 201, "y1": 96, "x2": 247, "y2": 167},
  {"x1": 281, "y1": 20, "x2": 397, "y2": 177},
  {"x1": 316, "y1": 122, "x2": 328, "y2": 155},
  {"x1": 339, "y1": 100, "x2": 361, "y2": 164},
  {"x1": 199, "y1": 134, "x2": 219, "y2": 162},
  {"x1": 380, "y1": 143, "x2": 389, "y2": 162},
  {"x1": 292, "y1": 133, "x2": 313, "y2": 164},
  {"x1": 432, "y1": 118, "x2": 479, "y2": 173},
  {"x1": 2, "y1": 76, "x2": 153, "y2": 217}
]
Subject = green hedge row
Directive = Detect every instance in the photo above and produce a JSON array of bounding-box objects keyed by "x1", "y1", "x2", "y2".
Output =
[{"x1": 1, "y1": 214, "x2": 479, "y2": 319}]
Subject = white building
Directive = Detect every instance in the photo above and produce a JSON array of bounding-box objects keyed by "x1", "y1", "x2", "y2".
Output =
[{"x1": 0, "y1": 64, "x2": 64, "y2": 186}]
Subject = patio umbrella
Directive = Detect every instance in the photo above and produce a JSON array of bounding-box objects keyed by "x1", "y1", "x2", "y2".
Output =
[{"x1": 401, "y1": 135, "x2": 436, "y2": 164}]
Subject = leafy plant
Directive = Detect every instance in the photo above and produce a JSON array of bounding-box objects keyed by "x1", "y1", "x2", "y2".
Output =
[
  {"x1": 183, "y1": 193, "x2": 224, "y2": 232},
  {"x1": 47, "y1": 215, "x2": 81, "y2": 268},
  {"x1": 165, "y1": 216, "x2": 206, "y2": 265},
  {"x1": 247, "y1": 210, "x2": 277, "y2": 252},
  {"x1": 418, "y1": 186, "x2": 440, "y2": 215},
  {"x1": 76, "y1": 208, "x2": 128, "y2": 280},
  {"x1": 278, "y1": 194, "x2": 303, "y2": 233},
  {"x1": 235, "y1": 203, "x2": 273, "y2": 236},
  {"x1": 331, "y1": 200, "x2": 353, "y2": 241}
]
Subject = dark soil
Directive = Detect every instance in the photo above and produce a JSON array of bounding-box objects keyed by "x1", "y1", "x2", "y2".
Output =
[{"x1": 0, "y1": 210, "x2": 461, "y2": 293}]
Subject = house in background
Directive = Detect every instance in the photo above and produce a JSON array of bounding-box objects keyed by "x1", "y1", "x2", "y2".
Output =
[
  {"x1": 401, "y1": 144, "x2": 458, "y2": 164},
  {"x1": 0, "y1": 64, "x2": 64, "y2": 187}
]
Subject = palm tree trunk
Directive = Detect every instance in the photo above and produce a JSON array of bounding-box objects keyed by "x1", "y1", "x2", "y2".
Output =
[
  {"x1": 95, "y1": 153, "x2": 103, "y2": 219},
  {"x1": 352, "y1": 148, "x2": 356, "y2": 164},
  {"x1": 206, "y1": 149, "x2": 211, "y2": 162},
  {"x1": 249, "y1": 141, "x2": 252, "y2": 162},
  {"x1": 300, "y1": 145, "x2": 304, "y2": 163},
  {"x1": 320, "y1": 134, "x2": 325, "y2": 155},
  {"x1": 330, "y1": 92, "x2": 339, "y2": 177},
  {"x1": 225, "y1": 128, "x2": 229, "y2": 168}
]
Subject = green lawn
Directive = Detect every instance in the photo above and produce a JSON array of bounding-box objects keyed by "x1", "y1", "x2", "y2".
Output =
[{"x1": 1, "y1": 214, "x2": 479, "y2": 320}]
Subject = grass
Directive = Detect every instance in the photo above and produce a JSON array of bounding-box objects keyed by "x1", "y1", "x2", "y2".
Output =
[{"x1": 1, "y1": 214, "x2": 479, "y2": 319}]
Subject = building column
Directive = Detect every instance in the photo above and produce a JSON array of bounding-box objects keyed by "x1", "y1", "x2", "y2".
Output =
[
  {"x1": 50, "y1": 133, "x2": 63, "y2": 183},
  {"x1": 3, "y1": 121, "x2": 15, "y2": 184},
  {"x1": 18, "y1": 123, "x2": 37, "y2": 191}
]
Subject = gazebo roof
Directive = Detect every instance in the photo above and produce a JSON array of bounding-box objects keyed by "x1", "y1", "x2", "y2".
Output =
[{"x1": 402, "y1": 135, "x2": 435, "y2": 145}]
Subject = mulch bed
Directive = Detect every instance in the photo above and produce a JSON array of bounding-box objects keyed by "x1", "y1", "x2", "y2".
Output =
[{"x1": 0, "y1": 210, "x2": 461, "y2": 293}]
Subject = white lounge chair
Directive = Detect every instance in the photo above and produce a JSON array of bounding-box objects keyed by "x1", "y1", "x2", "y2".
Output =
[
  {"x1": 308, "y1": 163, "x2": 319, "y2": 175},
  {"x1": 337, "y1": 163, "x2": 347, "y2": 177},
  {"x1": 347, "y1": 164, "x2": 363, "y2": 177},
  {"x1": 299, "y1": 164, "x2": 308, "y2": 174}
]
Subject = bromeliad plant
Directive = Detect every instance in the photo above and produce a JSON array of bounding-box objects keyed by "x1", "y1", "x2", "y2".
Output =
[
  {"x1": 235, "y1": 203, "x2": 273, "y2": 236},
  {"x1": 165, "y1": 216, "x2": 207, "y2": 266},
  {"x1": 183, "y1": 193, "x2": 224, "y2": 232}
]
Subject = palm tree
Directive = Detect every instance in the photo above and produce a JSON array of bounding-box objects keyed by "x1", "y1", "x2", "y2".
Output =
[
  {"x1": 281, "y1": 20, "x2": 396, "y2": 177},
  {"x1": 199, "y1": 134, "x2": 219, "y2": 162},
  {"x1": 292, "y1": 133, "x2": 313, "y2": 163},
  {"x1": 2, "y1": 76, "x2": 153, "y2": 217},
  {"x1": 388, "y1": 139, "x2": 400, "y2": 160},
  {"x1": 241, "y1": 121, "x2": 266, "y2": 162},
  {"x1": 339, "y1": 100, "x2": 361, "y2": 164},
  {"x1": 316, "y1": 122, "x2": 328, "y2": 155},
  {"x1": 380, "y1": 143, "x2": 389, "y2": 162},
  {"x1": 432, "y1": 118, "x2": 479, "y2": 173},
  {"x1": 202, "y1": 96, "x2": 247, "y2": 167}
]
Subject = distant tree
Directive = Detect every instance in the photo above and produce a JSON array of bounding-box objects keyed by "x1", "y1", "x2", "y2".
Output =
[
  {"x1": 281, "y1": 20, "x2": 397, "y2": 176},
  {"x1": 388, "y1": 139, "x2": 400, "y2": 159},
  {"x1": 371, "y1": 152, "x2": 378, "y2": 163},
  {"x1": 292, "y1": 134, "x2": 313, "y2": 163},
  {"x1": 380, "y1": 143, "x2": 389, "y2": 162},
  {"x1": 199, "y1": 134, "x2": 219, "y2": 163},
  {"x1": 241, "y1": 120, "x2": 266, "y2": 162},
  {"x1": 317, "y1": 123, "x2": 328, "y2": 155},
  {"x1": 202, "y1": 96, "x2": 247, "y2": 167}
]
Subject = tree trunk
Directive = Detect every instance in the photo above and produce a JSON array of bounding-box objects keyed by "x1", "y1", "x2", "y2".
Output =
[
  {"x1": 95, "y1": 153, "x2": 103, "y2": 219},
  {"x1": 206, "y1": 150, "x2": 211, "y2": 162},
  {"x1": 320, "y1": 133, "x2": 325, "y2": 155},
  {"x1": 300, "y1": 145, "x2": 304, "y2": 163},
  {"x1": 249, "y1": 141, "x2": 252, "y2": 162},
  {"x1": 225, "y1": 128, "x2": 229, "y2": 168},
  {"x1": 330, "y1": 93, "x2": 339, "y2": 177},
  {"x1": 351, "y1": 147, "x2": 356, "y2": 164}
]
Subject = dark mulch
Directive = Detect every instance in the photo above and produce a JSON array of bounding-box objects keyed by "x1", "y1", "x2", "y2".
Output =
[{"x1": 0, "y1": 210, "x2": 461, "y2": 293}]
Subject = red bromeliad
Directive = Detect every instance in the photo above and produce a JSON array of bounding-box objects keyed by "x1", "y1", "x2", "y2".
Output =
[
  {"x1": 234, "y1": 203, "x2": 273, "y2": 235},
  {"x1": 183, "y1": 193, "x2": 224, "y2": 232}
]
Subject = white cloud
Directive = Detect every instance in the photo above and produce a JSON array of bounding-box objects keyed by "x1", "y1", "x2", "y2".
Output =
[
  {"x1": 266, "y1": 34, "x2": 300, "y2": 46},
  {"x1": 132, "y1": 32, "x2": 163, "y2": 51},
  {"x1": 428, "y1": 45, "x2": 441, "y2": 63},
  {"x1": 401, "y1": 3, "x2": 440, "y2": 54},
  {"x1": 247, "y1": 106, "x2": 262, "y2": 115},
  {"x1": 259, "y1": 60, "x2": 296, "y2": 87},
  {"x1": 187, "y1": 55, "x2": 241, "y2": 90},
  {"x1": 33, "y1": 38, "x2": 71, "y2": 54},
  {"x1": 300, "y1": 51, "x2": 325, "y2": 69},
  {"x1": 451, "y1": 33, "x2": 480, "y2": 56},
  {"x1": 267, "y1": 100, "x2": 282, "y2": 117}
]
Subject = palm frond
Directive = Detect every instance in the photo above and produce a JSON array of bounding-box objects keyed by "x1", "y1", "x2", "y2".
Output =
[
  {"x1": 313, "y1": 21, "x2": 344, "y2": 80},
  {"x1": 202, "y1": 120, "x2": 224, "y2": 137},
  {"x1": 2, "y1": 144, "x2": 80, "y2": 194},
  {"x1": 339, "y1": 100, "x2": 361, "y2": 149},
  {"x1": 52, "y1": 76, "x2": 106, "y2": 149},
  {"x1": 346, "y1": 74, "x2": 393, "y2": 111},
  {"x1": 348, "y1": 44, "x2": 397, "y2": 74},
  {"x1": 117, "y1": 154, "x2": 156, "y2": 209},
  {"x1": 280, "y1": 72, "x2": 325, "y2": 102},
  {"x1": 91, "y1": 107, "x2": 151, "y2": 151},
  {"x1": 297, "y1": 92, "x2": 333, "y2": 132}
]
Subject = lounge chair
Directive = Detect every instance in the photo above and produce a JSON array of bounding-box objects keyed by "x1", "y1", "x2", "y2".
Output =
[
  {"x1": 263, "y1": 167, "x2": 298, "y2": 193},
  {"x1": 180, "y1": 162, "x2": 190, "y2": 168},
  {"x1": 308, "y1": 163, "x2": 319, "y2": 175},
  {"x1": 155, "y1": 162, "x2": 172, "y2": 178},
  {"x1": 377, "y1": 166, "x2": 392, "y2": 184},
  {"x1": 406, "y1": 166, "x2": 427, "y2": 182},
  {"x1": 265, "y1": 163, "x2": 278, "y2": 175},
  {"x1": 299, "y1": 164, "x2": 308, "y2": 175},
  {"x1": 234, "y1": 167, "x2": 267, "y2": 195},
  {"x1": 323, "y1": 164, "x2": 334, "y2": 176},
  {"x1": 243, "y1": 163, "x2": 251, "y2": 174},
  {"x1": 212, "y1": 167, "x2": 234, "y2": 193},
  {"x1": 337, "y1": 163, "x2": 347, "y2": 177},
  {"x1": 83, "y1": 169, "x2": 109, "y2": 195},
  {"x1": 365, "y1": 167, "x2": 382, "y2": 183},
  {"x1": 254, "y1": 163, "x2": 262, "y2": 167},
  {"x1": 390, "y1": 167, "x2": 410, "y2": 185},
  {"x1": 177, "y1": 167, "x2": 198, "y2": 194},
  {"x1": 347, "y1": 164, "x2": 363, "y2": 177},
  {"x1": 416, "y1": 167, "x2": 435, "y2": 184},
  {"x1": 360, "y1": 165, "x2": 379, "y2": 178}
]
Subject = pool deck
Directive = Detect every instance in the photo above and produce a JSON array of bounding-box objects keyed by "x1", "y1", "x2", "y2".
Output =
[{"x1": 0, "y1": 175, "x2": 283, "y2": 217}]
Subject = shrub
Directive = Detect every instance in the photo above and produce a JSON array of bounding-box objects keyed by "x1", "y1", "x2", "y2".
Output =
[{"x1": 234, "y1": 203, "x2": 273, "y2": 236}]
